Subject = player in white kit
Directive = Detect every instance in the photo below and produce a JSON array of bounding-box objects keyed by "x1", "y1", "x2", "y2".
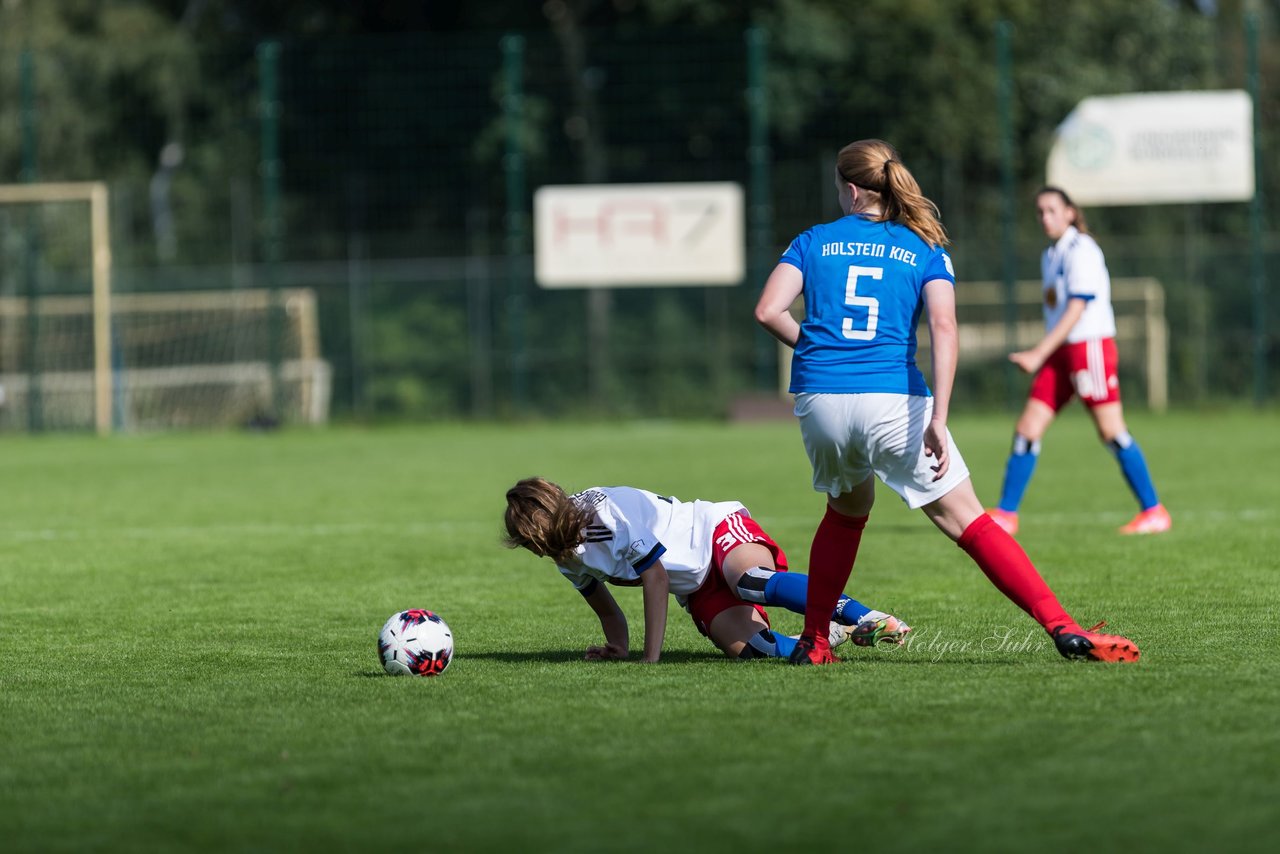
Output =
[
  {"x1": 503, "y1": 477, "x2": 911, "y2": 662},
  {"x1": 987, "y1": 187, "x2": 1170, "y2": 537}
]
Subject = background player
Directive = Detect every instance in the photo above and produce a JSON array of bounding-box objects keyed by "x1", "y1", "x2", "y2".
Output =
[
  {"x1": 988, "y1": 187, "x2": 1170, "y2": 537},
  {"x1": 502, "y1": 477, "x2": 911, "y2": 662},
  {"x1": 754, "y1": 139, "x2": 1140, "y2": 666}
]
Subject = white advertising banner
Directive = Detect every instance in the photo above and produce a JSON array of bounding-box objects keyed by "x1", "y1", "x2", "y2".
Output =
[
  {"x1": 534, "y1": 182, "x2": 744, "y2": 287},
  {"x1": 1046, "y1": 90, "x2": 1254, "y2": 205}
]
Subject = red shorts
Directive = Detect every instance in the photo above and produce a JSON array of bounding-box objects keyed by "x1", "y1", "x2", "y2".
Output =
[
  {"x1": 1029, "y1": 338, "x2": 1121, "y2": 411},
  {"x1": 687, "y1": 511, "x2": 789, "y2": 636}
]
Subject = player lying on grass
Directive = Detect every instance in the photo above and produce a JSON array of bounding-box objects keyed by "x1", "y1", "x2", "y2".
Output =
[{"x1": 503, "y1": 477, "x2": 911, "y2": 663}]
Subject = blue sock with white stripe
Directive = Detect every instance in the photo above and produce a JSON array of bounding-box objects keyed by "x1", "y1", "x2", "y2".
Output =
[
  {"x1": 998, "y1": 434, "x2": 1040, "y2": 512},
  {"x1": 834, "y1": 594, "x2": 870, "y2": 624},
  {"x1": 763, "y1": 571, "x2": 870, "y2": 624},
  {"x1": 1109, "y1": 432, "x2": 1159, "y2": 510}
]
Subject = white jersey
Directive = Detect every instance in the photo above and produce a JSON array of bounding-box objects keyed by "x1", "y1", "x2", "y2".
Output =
[
  {"x1": 555, "y1": 486, "x2": 745, "y2": 597},
  {"x1": 1040, "y1": 225, "x2": 1116, "y2": 343}
]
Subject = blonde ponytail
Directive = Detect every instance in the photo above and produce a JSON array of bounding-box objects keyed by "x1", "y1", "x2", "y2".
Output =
[{"x1": 836, "y1": 140, "x2": 949, "y2": 248}]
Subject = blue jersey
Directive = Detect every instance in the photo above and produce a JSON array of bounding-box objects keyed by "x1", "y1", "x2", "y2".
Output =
[{"x1": 780, "y1": 215, "x2": 954, "y2": 395}]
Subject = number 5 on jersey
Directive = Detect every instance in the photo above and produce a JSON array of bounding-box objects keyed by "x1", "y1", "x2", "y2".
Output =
[{"x1": 843, "y1": 265, "x2": 881, "y2": 341}]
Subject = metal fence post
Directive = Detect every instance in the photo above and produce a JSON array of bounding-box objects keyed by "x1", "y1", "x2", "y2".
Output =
[
  {"x1": 996, "y1": 20, "x2": 1019, "y2": 411},
  {"x1": 20, "y1": 49, "x2": 43, "y2": 433},
  {"x1": 746, "y1": 27, "x2": 774, "y2": 393},
  {"x1": 258, "y1": 40, "x2": 285, "y2": 423},
  {"x1": 502, "y1": 34, "x2": 528, "y2": 412},
  {"x1": 1246, "y1": 12, "x2": 1268, "y2": 407}
]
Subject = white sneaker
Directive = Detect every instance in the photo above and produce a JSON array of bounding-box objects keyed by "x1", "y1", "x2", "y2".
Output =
[
  {"x1": 828, "y1": 621, "x2": 851, "y2": 650},
  {"x1": 849, "y1": 610, "x2": 912, "y2": 646}
]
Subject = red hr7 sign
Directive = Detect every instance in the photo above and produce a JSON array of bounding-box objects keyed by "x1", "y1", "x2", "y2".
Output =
[{"x1": 534, "y1": 182, "x2": 744, "y2": 288}]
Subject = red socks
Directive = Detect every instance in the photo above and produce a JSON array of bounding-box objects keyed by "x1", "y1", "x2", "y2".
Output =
[
  {"x1": 803, "y1": 507, "x2": 868, "y2": 642},
  {"x1": 958, "y1": 514, "x2": 1080, "y2": 635}
]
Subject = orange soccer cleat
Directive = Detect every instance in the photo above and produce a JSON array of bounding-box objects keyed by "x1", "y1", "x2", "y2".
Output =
[
  {"x1": 1119, "y1": 503, "x2": 1171, "y2": 535},
  {"x1": 986, "y1": 508, "x2": 1020, "y2": 536},
  {"x1": 1052, "y1": 622, "x2": 1141, "y2": 663}
]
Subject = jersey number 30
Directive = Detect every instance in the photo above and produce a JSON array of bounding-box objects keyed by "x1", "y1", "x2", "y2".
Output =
[{"x1": 842, "y1": 265, "x2": 881, "y2": 341}]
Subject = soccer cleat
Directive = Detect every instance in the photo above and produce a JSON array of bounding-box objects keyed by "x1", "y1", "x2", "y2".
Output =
[
  {"x1": 828, "y1": 621, "x2": 851, "y2": 650},
  {"x1": 848, "y1": 612, "x2": 912, "y2": 647},
  {"x1": 1119, "y1": 503, "x2": 1171, "y2": 535},
  {"x1": 986, "y1": 508, "x2": 1019, "y2": 536},
  {"x1": 1052, "y1": 621, "x2": 1141, "y2": 663},
  {"x1": 788, "y1": 634, "x2": 838, "y2": 665}
]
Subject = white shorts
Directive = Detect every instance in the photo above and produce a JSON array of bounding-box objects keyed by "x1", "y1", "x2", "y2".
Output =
[{"x1": 794, "y1": 392, "x2": 971, "y2": 509}]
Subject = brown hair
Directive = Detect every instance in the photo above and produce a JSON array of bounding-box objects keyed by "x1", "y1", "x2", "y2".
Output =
[
  {"x1": 1036, "y1": 186, "x2": 1090, "y2": 235},
  {"x1": 503, "y1": 477, "x2": 595, "y2": 564},
  {"x1": 836, "y1": 139, "x2": 949, "y2": 247}
]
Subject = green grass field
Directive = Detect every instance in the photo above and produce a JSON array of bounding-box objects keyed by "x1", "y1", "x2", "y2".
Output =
[{"x1": 2, "y1": 410, "x2": 1278, "y2": 852}]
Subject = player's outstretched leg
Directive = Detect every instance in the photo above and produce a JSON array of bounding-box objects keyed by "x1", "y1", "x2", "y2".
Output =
[
  {"x1": 961, "y1": 516, "x2": 1141, "y2": 662},
  {"x1": 928, "y1": 480, "x2": 1140, "y2": 664},
  {"x1": 734, "y1": 566, "x2": 911, "y2": 645}
]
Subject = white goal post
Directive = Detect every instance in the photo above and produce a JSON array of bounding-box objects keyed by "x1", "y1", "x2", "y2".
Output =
[
  {"x1": 1, "y1": 181, "x2": 332, "y2": 432},
  {"x1": 0, "y1": 288, "x2": 332, "y2": 432},
  {"x1": 779, "y1": 278, "x2": 1169, "y2": 410},
  {"x1": 0, "y1": 182, "x2": 111, "y2": 433}
]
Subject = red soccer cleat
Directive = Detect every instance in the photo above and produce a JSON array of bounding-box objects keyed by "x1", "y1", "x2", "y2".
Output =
[
  {"x1": 788, "y1": 634, "x2": 839, "y2": 665},
  {"x1": 1119, "y1": 503, "x2": 1171, "y2": 535},
  {"x1": 1052, "y1": 622, "x2": 1141, "y2": 663},
  {"x1": 986, "y1": 508, "x2": 1019, "y2": 536}
]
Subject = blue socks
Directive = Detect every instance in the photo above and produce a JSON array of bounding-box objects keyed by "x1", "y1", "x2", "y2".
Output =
[
  {"x1": 762, "y1": 571, "x2": 870, "y2": 624},
  {"x1": 998, "y1": 429, "x2": 1159, "y2": 513},
  {"x1": 771, "y1": 633, "x2": 798, "y2": 659},
  {"x1": 997, "y1": 433, "x2": 1040, "y2": 512},
  {"x1": 835, "y1": 594, "x2": 870, "y2": 624},
  {"x1": 1110, "y1": 432, "x2": 1159, "y2": 510},
  {"x1": 762, "y1": 571, "x2": 808, "y2": 613}
]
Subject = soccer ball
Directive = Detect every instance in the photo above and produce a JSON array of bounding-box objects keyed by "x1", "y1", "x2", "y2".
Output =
[{"x1": 378, "y1": 609, "x2": 454, "y2": 676}]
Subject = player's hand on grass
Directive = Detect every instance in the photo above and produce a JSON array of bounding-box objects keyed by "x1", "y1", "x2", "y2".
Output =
[
  {"x1": 1008, "y1": 349, "x2": 1043, "y2": 374},
  {"x1": 924, "y1": 419, "x2": 950, "y2": 481},
  {"x1": 584, "y1": 643, "x2": 629, "y2": 661}
]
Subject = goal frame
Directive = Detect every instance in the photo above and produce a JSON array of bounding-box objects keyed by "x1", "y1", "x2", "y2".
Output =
[{"x1": 0, "y1": 182, "x2": 112, "y2": 434}]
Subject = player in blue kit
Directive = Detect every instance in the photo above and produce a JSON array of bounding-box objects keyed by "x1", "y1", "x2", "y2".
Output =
[{"x1": 754, "y1": 139, "x2": 1140, "y2": 665}]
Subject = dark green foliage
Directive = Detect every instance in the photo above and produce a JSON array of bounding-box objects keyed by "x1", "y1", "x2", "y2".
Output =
[{"x1": 0, "y1": 1, "x2": 1276, "y2": 417}]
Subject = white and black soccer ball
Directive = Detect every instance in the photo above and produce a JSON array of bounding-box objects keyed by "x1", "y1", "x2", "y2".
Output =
[{"x1": 378, "y1": 609, "x2": 454, "y2": 677}]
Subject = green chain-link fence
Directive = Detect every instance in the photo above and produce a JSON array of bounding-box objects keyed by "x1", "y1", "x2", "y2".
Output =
[{"x1": 1, "y1": 19, "x2": 1276, "y2": 429}]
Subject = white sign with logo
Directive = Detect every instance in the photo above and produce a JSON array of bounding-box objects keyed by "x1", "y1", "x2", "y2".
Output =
[
  {"x1": 1046, "y1": 90, "x2": 1254, "y2": 205},
  {"x1": 534, "y1": 182, "x2": 744, "y2": 287}
]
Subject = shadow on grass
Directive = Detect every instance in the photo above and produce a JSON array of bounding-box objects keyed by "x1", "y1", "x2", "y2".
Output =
[
  {"x1": 354, "y1": 651, "x2": 1053, "y2": 676},
  {"x1": 351, "y1": 648, "x2": 729, "y2": 676},
  {"x1": 461, "y1": 649, "x2": 731, "y2": 664}
]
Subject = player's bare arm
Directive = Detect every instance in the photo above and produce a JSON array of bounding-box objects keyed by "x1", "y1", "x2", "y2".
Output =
[
  {"x1": 639, "y1": 561, "x2": 670, "y2": 663},
  {"x1": 923, "y1": 278, "x2": 958, "y2": 479},
  {"x1": 582, "y1": 583, "x2": 630, "y2": 660},
  {"x1": 754, "y1": 263, "x2": 804, "y2": 348},
  {"x1": 1009, "y1": 297, "x2": 1087, "y2": 373}
]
